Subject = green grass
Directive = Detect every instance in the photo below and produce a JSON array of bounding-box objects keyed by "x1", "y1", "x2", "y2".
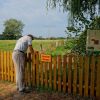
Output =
[
  {"x1": 0, "y1": 40, "x2": 16, "y2": 51},
  {"x1": 0, "y1": 40, "x2": 67, "y2": 55}
]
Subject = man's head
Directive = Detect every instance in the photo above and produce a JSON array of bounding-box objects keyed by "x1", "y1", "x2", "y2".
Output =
[{"x1": 27, "y1": 34, "x2": 34, "y2": 40}]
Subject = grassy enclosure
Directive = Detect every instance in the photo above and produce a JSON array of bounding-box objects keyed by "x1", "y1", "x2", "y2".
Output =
[{"x1": 0, "y1": 39, "x2": 67, "y2": 55}]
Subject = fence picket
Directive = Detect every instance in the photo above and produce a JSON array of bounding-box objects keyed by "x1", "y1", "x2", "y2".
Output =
[
  {"x1": 27, "y1": 53, "x2": 31, "y2": 85},
  {"x1": 90, "y1": 56, "x2": 95, "y2": 96},
  {"x1": 32, "y1": 52, "x2": 36, "y2": 86},
  {"x1": 10, "y1": 51, "x2": 14, "y2": 82},
  {"x1": 40, "y1": 61, "x2": 43, "y2": 87},
  {"x1": 53, "y1": 56, "x2": 57, "y2": 91},
  {"x1": 36, "y1": 52, "x2": 39, "y2": 87},
  {"x1": 7, "y1": 51, "x2": 10, "y2": 81},
  {"x1": 84, "y1": 56, "x2": 89, "y2": 96},
  {"x1": 4, "y1": 51, "x2": 7, "y2": 80},
  {"x1": 0, "y1": 51, "x2": 2, "y2": 80},
  {"x1": 49, "y1": 57, "x2": 52, "y2": 89},
  {"x1": 44, "y1": 62, "x2": 48, "y2": 88},
  {"x1": 79, "y1": 55, "x2": 83, "y2": 96},
  {"x1": 73, "y1": 55, "x2": 77, "y2": 95},
  {"x1": 63, "y1": 55, "x2": 67, "y2": 93},
  {"x1": 13, "y1": 51, "x2": 16, "y2": 82},
  {"x1": 10, "y1": 52, "x2": 13, "y2": 82},
  {"x1": 68, "y1": 55, "x2": 72, "y2": 94},
  {"x1": 58, "y1": 55, "x2": 61, "y2": 92},
  {"x1": 1, "y1": 51, "x2": 4, "y2": 80}
]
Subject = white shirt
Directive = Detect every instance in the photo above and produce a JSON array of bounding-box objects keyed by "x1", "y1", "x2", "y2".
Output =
[{"x1": 14, "y1": 35, "x2": 32, "y2": 52}]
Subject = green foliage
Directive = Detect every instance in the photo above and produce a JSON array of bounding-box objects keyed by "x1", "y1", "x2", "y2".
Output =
[
  {"x1": 72, "y1": 31, "x2": 87, "y2": 53},
  {"x1": 72, "y1": 16, "x2": 100, "y2": 54},
  {"x1": 47, "y1": 0, "x2": 99, "y2": 22},
  {"x1": 46, "y1": 45, "x2": 67, "y2": 56},
  {"x1": 3, "y1": 18, "x2": 24, "y2": 39},
  {"x1": 65, "y1": 38, "x2": 76, "y2": 50},
  {"x1": 64, "y1": 38, "x2": 77, "y2": 52},
  {"x1": 47, "y1": 0, "x2": 100, "y2": 37},
  {"x1": 65, "y1": 26, "x2": 81, "y2": 37},
  {"x1": 89, "y1": 16, "x2": 100, "y2": 29}
]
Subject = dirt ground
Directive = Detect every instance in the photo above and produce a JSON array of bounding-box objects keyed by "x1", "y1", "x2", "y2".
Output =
[{"x1": 0, "y1": 81, "x2": 94, "y2": 100}]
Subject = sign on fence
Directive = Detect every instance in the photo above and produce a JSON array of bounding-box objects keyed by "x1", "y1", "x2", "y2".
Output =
[
  {"x1": 86, "y1": 29, "x2": 100, "y2": 51},
  {"x1": 40, "y1": 54, "x2": 51, "y2": 62}
]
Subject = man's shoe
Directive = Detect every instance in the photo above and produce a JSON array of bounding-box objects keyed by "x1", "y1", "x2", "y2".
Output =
[{"x1": 19, "y1": 89, "x2": 31, "y2": 94}]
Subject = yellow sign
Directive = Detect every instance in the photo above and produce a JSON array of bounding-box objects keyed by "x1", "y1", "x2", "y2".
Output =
[{"x1": 40, "y1": 54, "x2": 51, "y2": 62}]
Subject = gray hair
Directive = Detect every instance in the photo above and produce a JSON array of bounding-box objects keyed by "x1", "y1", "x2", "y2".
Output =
[{"x1": 27, "y1": 34, "x2": 34, "y2": 40}]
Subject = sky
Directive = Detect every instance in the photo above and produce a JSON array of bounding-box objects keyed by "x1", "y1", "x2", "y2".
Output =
[{"x1": 0, "y1": 0, "x2": 68, "y2": 38}]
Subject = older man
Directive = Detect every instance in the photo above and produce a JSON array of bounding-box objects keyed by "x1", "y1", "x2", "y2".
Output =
[{"x1": 12, "y1": 34, "x2": 34, "y2": 93}]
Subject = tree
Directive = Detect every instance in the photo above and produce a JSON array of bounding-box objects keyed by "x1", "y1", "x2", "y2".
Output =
[
  {"x1": 47, "y1": 0, "x2": 100, "y2": 21},
  {"x1": 72, "y1": 16, "x2": 100, "y2": 54},
  {"x1": 47, "y1": 0, "x2": 100, "y2": 34},
  {"x1": 47, "y1": 0, "x2": 100, "y2": 54},
  {"x1": 3, "y1": 18, "x2": 24, "y2": 39}
]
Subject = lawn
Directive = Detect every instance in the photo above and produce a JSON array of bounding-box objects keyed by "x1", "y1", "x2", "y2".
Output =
[
  {"x1": 0, "y1": 40, "x2": 16, "y2": 51},
  {"x1": 0, "y1": 40, "x2": 67, "y2": 55}
]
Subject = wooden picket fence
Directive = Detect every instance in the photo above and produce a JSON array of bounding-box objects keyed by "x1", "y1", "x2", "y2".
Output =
[{"x1": 0, "y1": 51, "x2": 100, "y2": 98}]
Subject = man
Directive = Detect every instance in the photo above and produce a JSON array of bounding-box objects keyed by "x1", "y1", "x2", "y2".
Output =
[{"x1": 12, "y1": 34, "x2": 34, "y2": 93}]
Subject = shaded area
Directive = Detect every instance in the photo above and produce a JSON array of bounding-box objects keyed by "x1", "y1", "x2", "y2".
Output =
[{"x1": 0, "y1": 81, "x2": 93, "y2": 100}]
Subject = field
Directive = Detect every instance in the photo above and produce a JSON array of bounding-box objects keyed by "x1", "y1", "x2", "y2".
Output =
[{"x1": 0, "y1": 40, "x2": 67, "y2": 55}]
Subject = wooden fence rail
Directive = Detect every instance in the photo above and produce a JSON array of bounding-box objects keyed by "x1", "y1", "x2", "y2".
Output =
[{"x1": 0, "y1": 51, "x2": 100, "y2": 98}]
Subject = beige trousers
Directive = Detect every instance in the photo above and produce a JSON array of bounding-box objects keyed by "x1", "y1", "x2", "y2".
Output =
[{"x1": 12, "y1": 51, "x2": 25, "y2": 91}]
